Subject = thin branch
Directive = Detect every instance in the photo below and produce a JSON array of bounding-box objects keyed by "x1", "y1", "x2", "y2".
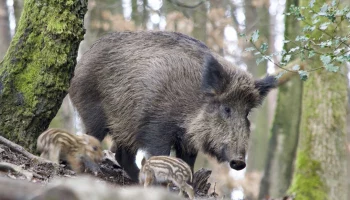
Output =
[
  {"x1": 302, "y1": 19, "x2": 350, "y2": 48},
  {"x1": 260, "y1": 59, "x2": 304, "y2": 86},
  {"x1": 249, "y1": 40, "x2": 296, "y2": 73}
]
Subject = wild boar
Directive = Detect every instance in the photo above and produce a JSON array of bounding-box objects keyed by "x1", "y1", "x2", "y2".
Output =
[
  {"x1": 37, "y1": 128, "x2": 103, "y2": 173},
  {"x1": 69, "y1": 31, "x2": 276, "y2": 181},
  {"x1": 139, "y1": 156, "x2": 194, "y2": 199}
]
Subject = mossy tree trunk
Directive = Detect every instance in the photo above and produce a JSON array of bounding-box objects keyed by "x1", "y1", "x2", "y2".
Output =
[
  {"x1": 288, "y1": 1, "x2": 348, "y2": 200},
  {"x1": 258, "y1": 0, "x2": 302, "y2": 198},
  {"x1": 0, "y1": 0, "x2": 88, "y2": 152}
]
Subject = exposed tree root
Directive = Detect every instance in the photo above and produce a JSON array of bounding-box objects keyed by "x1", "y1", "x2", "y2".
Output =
[{"x1": 0, "y1": 136, "x2": 48, "y2": 163}]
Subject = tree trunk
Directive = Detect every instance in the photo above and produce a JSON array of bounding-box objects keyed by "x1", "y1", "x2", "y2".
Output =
[
  {"x1": 288, "y1": 2, "x2": 348, "y2": 200},
  {"x1": 0, "y1": 0, "x2": 88, "y2": 152},
  {"x1": 258, "y1": 0, "x2": 302, "y2": 198},
  {"x1": 0, "y1": 0, "x2": 11, "y2": 60},
  {"x1": 13, "y1": 0, "x2": 24, "y2": 27},
  {"x1": 245, "y1": 0, "x2": 271, "y2": 173},
  {"x1": 192, "y1": 0, "x2": 209, "y2": 171},
  {"x1": 192, "y1": 2, "x2": 207, "y2": 43}
]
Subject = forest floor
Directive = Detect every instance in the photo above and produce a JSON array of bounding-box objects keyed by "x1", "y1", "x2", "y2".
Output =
[
  {"x1": 0, "y1": 139, "x2": 216, "y2": 200},
  {"x1": 0, "y1": 137, "x2": 292, "y2": 200}
]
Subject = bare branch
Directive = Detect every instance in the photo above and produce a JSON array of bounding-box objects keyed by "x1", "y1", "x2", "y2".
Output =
[{"x1": 261, "y1": 59, "x2": 305, "y2": 86}]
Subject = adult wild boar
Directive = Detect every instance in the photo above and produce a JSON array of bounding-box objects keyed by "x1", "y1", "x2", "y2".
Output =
[{"x1": 69, "y1": 31, "x2": 276, "y2": 181}]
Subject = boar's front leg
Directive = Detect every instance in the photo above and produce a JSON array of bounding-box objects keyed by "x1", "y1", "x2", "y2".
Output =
[
  {"x1": 115, "y1": 148, "x2": 139, "y2": 182},
  {"x1": 174, "y1": 144, "x2": 197, "y2": 173}
]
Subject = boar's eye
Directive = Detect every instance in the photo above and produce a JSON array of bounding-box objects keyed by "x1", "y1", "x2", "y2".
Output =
[
  {"x1": 93, "y1": 146, "x2": 98, "y2": 151},
  {"x1": 221, "y1": 105, "x2": 231, "y2": 118}
]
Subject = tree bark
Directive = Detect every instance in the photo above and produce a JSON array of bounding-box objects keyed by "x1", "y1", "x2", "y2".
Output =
[
  {"x1": 0, "y1": 0, "x2": 88, "y2": 152},
  {"x1": 245, "y1": 0, "x2": 271, "y2": 173},
  {"x1": 0, "y1": 0, "x2": 11, "y2": 60},
  {"x1": 259, "y1": 0, "x2": 302, "y2": 198},
  {"x1": 192, "y1": 2, "x2": 207, "y2": 43},
  {"x1": 288, "y1": 1, "x2": 348, "y2": 200}
]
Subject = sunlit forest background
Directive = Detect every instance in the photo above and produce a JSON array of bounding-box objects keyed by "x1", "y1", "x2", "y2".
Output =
[{"x1": 1, "y1": 0, "x2": 349, "y2": 199}]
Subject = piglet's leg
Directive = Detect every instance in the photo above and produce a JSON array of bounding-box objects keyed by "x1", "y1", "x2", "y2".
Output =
[
  {"x1": 66, "y1": 154, "x2": 82, "y2": 173},
  {"x1": 144, "y1": 171, "x2": 153, "y2": 188},
  {"x1": 49, "y1": 144, "x2": 61, "y2": 164},
  {"x1": 184, "y1": 184, "x2": 195, "y2": 200}
]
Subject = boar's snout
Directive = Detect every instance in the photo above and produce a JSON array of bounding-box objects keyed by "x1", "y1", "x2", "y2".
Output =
[{"x1": 229, "y1": 159, "x2": 246, "y2": 170}]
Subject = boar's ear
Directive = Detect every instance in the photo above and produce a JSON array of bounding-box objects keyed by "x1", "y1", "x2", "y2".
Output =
[
  {"x1": 201, "y1": 55, "x2": 230, "y2": 96},
  {"x1": 141, "y1": 157, "x2": 146, "y2": 166},
  {"x1": 255, "y1": 75, "x2": 277, "y2": 98}
]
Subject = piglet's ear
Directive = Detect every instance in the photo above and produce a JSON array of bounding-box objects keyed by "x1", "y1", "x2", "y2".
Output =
[
  {"x1": 255, "y1": 76, "x2": 277, "y2": 98},
  {"x1": 201, "y1": 55, "x2": 230, "y2": 96}
]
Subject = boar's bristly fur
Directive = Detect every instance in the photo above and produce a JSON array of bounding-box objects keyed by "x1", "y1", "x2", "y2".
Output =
[{"x1": 69, "y1": 31, "x2": 276, "y2": 181}]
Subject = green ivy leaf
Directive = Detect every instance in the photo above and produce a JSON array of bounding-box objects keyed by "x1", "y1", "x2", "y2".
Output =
[
  {"x1": 292, "y1": 65, "x2": 301, "y2": 71},
  {"x1": 331, "y1": 0, "x2": 336, "y2": 7},
  {"x1": 251, "y1": 30, "x2": 260, "y2": 42},
  {"x1": 346, "y1": 12, "x2": 350, "y2": 19},
  {"x1": 320, "y1": 55, "x2": 332, "y2": 64},
  {"x1": 245, "y1": 47, "x2": 255, "y2": 52},
  {"x1": 319, "y1": 22, "x2": 330, "y2": 30},
  {"x1": 254, "y1": 52, "x2": 261, "y2": 55},
  {"x1": 309, "y1": 0, "x2": 315, "y2": 8},
  {"x1": 324, "y1": 64, "x2": 339, "y2": 72},
  {"x1": 298, "y1": 70, "x2": 309, "y2": 81},
  {"x1": 335, "y1": 55, "x2": 347, "y2": 63},
  {"x1": 320, "y1": 40, "x2": 332, "y2": 48},
  {"x1": 239, "y1": 33, "x2": 246, "y2": 37},
  {"x1": 319, "y1": 4, "x2": 329, "y2": 16},
  {"x1": 312, "y1": 18, "x2": 320, "y2": 24},
  {"x1": 284, "y1": 54, "x2": 292, "y2": 62},
  {"x1": 256, "y1": 57, "x2": 265, "y2": 65},
  {"x1": 308, "y1": 51, "x2": 315, "y2": 58},
  {"x1": 289, "y1": 46, "x2": 300, "y2": 53},
  {"x1": 296, "y1": 35, "x2": 309, "y2": 42},
  {"x1": 260, "y1": 43, "x2": 268, "y2": 53}
]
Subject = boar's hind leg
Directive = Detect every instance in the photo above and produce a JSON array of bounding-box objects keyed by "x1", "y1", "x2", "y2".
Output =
[
  {"x1": 115, "y1": 148, "x2": 139, "y2": 182},
  {"x1": 79, "y1": 102, "x2": 109, "y2": 141}
]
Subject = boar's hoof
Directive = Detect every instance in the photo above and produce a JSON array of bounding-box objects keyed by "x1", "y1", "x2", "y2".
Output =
[{"x1": 229, "y1": 160, "x2": 246, "y2": 170}]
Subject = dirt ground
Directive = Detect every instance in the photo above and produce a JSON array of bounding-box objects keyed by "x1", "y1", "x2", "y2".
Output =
[
  {"x1": 0, "y1": 140, "x2": 292, "y2": 200},
  {"x1": 0, "y1": 142, "x2": 216, "y2": 199}
]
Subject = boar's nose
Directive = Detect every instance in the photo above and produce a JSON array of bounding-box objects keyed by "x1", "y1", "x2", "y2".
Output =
[{"x1": 229, "y1": 160, "x2": 246, "y2": 170}]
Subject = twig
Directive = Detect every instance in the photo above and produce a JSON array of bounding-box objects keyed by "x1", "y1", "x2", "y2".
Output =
[
  {"x1": 102, "y1": 150, "x2": 120, "y2": 167},
  {"x1": 0, "y1": 136, "x2": 47, "y2": 163},
  {"x1": 259, "y1": 59, "x2": 304, "y2": 86}
]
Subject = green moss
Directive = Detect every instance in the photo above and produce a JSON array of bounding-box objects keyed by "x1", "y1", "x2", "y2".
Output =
[
  {"x1": 0, "y1": 0, "x2": 87, "y2": 151},
  {"x1": 288, "y1": 151, "x2": 327, "y2": 200}
]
